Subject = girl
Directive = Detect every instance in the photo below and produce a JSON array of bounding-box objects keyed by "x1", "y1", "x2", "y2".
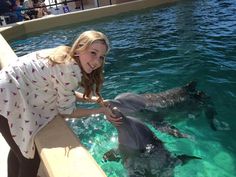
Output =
[{"x1": 0, "y1": 30, "x2": 121, "y2": 177}]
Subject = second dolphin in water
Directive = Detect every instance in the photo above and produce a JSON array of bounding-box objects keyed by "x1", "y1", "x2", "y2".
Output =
[
  {"x1": 104, "y1": 107, "x2": 201, "y2": 177},
  {"x1": 108, "y1": 81, "x2": 220, "y2": 133}
]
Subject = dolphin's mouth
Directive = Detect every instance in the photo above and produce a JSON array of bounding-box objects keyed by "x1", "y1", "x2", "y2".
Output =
[{"x1": 111, "y1": 107, "x2": 124, "y2": 118}]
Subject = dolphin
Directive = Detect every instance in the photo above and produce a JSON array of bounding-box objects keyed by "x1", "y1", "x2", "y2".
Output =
[
  {"x1": 103, "y1": 107, "x2": 201, "y2": 177},
  {"x1": 108, "y1": 81, "x2": 219, "y2": 132}
]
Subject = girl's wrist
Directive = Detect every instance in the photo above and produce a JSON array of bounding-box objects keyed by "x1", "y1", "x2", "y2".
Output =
[{"x1": 90, "y1": 96, "x2": 103, "y2": 104}]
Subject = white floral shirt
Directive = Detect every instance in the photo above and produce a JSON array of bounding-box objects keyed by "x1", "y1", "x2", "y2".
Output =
[{"x1": 0, "y1": 48, "x2": 82, "y2": 158}]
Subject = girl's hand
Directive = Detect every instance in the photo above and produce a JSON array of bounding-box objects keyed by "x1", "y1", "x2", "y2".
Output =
[{"x1": 100, "y1": 106, "x2": 123, "y2": 127}]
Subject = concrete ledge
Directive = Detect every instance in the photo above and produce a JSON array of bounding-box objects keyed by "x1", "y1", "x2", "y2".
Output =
[
  {"x1": 0, "y1": 34, "x2": 18, "y2": 68},
  {"x1": 35, "y1": 116, "x2": 106, "y2": 177},
  {"x1": 0, "y1": 134, "x2": 9, "y2": 177},
  {"x1": 0, "y1": 0, "x2": 176, "y2": 41}
]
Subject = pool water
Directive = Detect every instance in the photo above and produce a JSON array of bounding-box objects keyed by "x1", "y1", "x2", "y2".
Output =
[{"x1": 10, "y1": 0, "x2": 236, "y2": 176}]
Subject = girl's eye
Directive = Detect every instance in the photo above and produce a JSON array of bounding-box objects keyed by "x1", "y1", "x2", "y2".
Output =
[{"x1": 91, "y1": 51, "x2": 96, "y2": 55}]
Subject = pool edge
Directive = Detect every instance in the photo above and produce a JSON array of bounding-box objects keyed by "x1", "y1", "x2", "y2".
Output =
[{"x1": 0, "y1": 0, "x2": 177, "y2": 176}]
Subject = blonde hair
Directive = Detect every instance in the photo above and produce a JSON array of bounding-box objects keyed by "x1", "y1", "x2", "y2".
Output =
[{"x1": 47, "y1": 30, "x2": 110, "y2": 101}]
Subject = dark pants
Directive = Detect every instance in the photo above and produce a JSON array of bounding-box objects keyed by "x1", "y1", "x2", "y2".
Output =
[{"x1": 0, "y1": 115, "x2": 40, "y2": 177}]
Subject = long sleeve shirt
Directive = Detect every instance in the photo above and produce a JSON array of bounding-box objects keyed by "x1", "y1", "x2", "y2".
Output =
[{"x1": 0, "y1": 48, "x2": 82, "y2": 158}]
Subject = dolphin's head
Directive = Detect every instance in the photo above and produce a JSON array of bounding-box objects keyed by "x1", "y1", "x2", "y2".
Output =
[
  {"x1": 107, "y1": 93, "x2": 147, "y2": 115},
  {"x1": 109, "y1": 106, "x2": 160, "y2": 151}
]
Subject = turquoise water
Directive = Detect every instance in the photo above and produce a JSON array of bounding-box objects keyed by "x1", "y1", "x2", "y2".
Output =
[{"x1": 10, "y1": 0, "x2": 236, "y2": 176}]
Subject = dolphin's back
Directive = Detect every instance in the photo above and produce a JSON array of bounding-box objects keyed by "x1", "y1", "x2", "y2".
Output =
[{"x1": 112, "y1": 81, "x2": 198, "y2": 113}]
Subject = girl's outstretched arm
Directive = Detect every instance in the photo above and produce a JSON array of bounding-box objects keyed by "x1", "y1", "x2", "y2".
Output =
[{"x1": 61, "y1": 107, "x2": 122, "y2": 126}]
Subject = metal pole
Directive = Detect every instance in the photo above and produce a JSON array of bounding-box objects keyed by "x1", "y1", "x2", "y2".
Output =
[
  {"x1": 48, "y1": 0, "x2": 53, "y2": 8},
  {"x1": 97, "y1": 0, "x2": 100, "y2": 7},
  {"x1": 81, "y1": 0, "x2": 84, "y2": 10},
  {"x1": 109, "y1": 0, "x2": 112, "y2": 5},
  {"x1": 54, "y1": 0, "x2": 59, "y2": 10}
]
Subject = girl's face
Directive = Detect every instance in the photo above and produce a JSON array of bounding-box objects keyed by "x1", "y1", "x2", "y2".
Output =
[{"x1": 75, "y1": 41, "x2": 107, "y2": 74}]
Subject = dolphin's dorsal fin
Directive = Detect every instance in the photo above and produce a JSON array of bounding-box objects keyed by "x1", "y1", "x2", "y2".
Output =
[{"x1": 184, "y1": 81, "x2": 197, "y2": 92}]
